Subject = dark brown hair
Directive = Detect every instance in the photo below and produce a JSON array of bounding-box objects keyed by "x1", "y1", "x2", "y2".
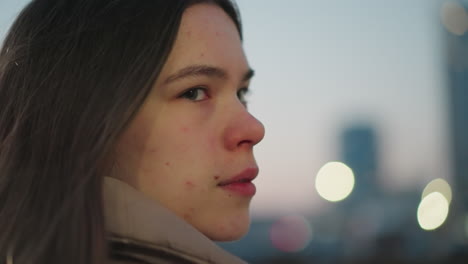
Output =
[{"x1": 0, "y1": 0, "x2": 241, "y2": 263}]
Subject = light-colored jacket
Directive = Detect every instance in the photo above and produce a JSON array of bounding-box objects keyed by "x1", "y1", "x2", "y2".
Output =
[{"x1": 103, "y1": 177, "x2": 246, "y2": 264}]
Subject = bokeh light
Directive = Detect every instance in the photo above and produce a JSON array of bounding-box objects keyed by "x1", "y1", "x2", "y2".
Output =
[
  {"x1": 464, "y1": 214, "x2": 468, "y2": 238},
  {"x1": 441, "y1": 1, "x2": 468, "y2": 36},
  {"x1": 417, "y1": 192, "x2": 449, "y2": 231},
  {"x1": 315, "y1": 162, "x2": 355, "y2": 202},
  {"x1": 269, "y1": 215, "x2": 312, "y2": 253},
  {"x1": 422, "y1": 178, "x2": 452, "y2": 204}
]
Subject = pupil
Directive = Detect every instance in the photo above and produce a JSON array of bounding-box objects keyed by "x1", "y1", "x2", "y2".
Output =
[{"x1": 188, "y1": 89, "x2": 197, "y2": 99}]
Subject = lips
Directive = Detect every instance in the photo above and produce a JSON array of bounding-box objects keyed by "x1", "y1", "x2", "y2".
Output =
[{"x1": 217, "y1": 167, "x2": 258, "y2": 196}]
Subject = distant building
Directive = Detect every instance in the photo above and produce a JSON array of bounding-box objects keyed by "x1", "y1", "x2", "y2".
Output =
[
  {"x1": 340, "y1": 124, "x2": 380, "y2": 203},
  {"x1": 445, "y1": 3, "x2": 468, "y2": 213}
]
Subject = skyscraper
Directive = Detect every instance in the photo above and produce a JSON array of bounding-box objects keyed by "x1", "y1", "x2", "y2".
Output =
[
  {"x1": 445, "y1": 2, "x2": 468, "y2": 213},
  {"x1": 340, "y1": 124, "x2": 379, "y2": 203}
]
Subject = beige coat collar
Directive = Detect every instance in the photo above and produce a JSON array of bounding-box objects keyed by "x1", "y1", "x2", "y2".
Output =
[{"x1": 103, "y1": 177, "x2": 246, "y2": 264}]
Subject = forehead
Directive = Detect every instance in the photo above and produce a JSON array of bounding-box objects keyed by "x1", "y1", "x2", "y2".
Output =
[{"x1": 158, "y1": 3, "x2": 248, "y2": 79}]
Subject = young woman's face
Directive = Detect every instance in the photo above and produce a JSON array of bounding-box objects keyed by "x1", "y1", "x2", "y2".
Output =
[{"x1": 112, "y1": 3, "x2": 264, "y2": 241}]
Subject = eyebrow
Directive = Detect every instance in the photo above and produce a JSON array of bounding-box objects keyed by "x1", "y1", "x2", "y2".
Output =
[{"x1": 163, "y1": 64, "x2": 255, "y2": 85}]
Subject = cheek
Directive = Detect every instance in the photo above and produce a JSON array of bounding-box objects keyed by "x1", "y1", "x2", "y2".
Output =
[
  {"x1": 173, "y1": 123, "x2": 217, "y2": 154},
  {"x1": 118, "y1": 129, "x2": 146, "y2": 154},
  {"x1": 115, "y1": 114, "x2": 173, "y2": 177},
  {"x1": 182, "y1": 207, "x2": 196, "y2": 221},
  {"x1": 112, "y1": 115, "x2": 161, "y2": 184},
  {"x1": 174, "y1": 126, "x2": 193, "y2": 152},
  {"x1": 124, "y1": 130, "x2": 159, "y2": 167},
  {"x1": 118, "y1": 111, "x2": 154, "y2": 154},
  {"x1": 208, "y1": 134, "x2": 217, "y2": 151}
]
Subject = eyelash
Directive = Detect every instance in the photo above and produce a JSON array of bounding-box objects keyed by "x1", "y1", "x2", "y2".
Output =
[
  {"x1": 237, "y1": 87, "x2": 249, "y2": 106},
  {"x1": 178, "y1": 86, "x2": 250, "y2": 105}
]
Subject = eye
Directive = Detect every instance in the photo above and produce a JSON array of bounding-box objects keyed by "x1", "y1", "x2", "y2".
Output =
[
  {"x1": 237, "y1": 87, "x2": 249, "y2": 106},
  {"x1": 179, "y1": 87, "x2": 208, "y2": 102}
]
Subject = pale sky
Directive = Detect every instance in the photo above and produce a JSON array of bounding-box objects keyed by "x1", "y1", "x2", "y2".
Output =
[
  {"x1": 236, "y1": 0, "x2": 451, "y2": 217},
  {"x1": 0, "y1": 0, "x2": 453, "y2": 217}
]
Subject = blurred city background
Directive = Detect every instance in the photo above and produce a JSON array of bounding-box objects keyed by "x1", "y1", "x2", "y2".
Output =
[{"x1": 1, "y1": 0, "x2": 467, "y2": 263}]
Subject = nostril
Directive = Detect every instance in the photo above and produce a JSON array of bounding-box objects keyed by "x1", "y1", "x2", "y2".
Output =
[{"x1": 237, "y1": 139, "x2": 252, "y2": 147}]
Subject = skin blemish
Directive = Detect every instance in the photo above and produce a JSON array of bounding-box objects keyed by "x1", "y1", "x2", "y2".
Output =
[
  {"x1": 185, "y1": 181, "x2": 196, "y2": 188},
  {"x1": 149, "y1": 148, "x2": 158, "y2": 153},
  {"x1": 180, "y1": 126, "x2": 189, "y2": 133},
  {"x1": 165, "y1": 162, "x2": 170, "y2": 166},
  {"x1": 214, "y1": 176, "x2": 220, "y2": 180}
]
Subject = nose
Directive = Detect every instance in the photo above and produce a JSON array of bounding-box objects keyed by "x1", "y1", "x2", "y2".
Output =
[{"x1": 224, "y1": 107, "x2": 265, "y2": 151}]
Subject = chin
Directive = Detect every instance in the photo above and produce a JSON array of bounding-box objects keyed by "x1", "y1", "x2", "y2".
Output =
[
  {"x1": 204, "y1": 213, "x2": 251, "y2": 242},
  {"x1": 208, "y1": 226, "x2": 250, "y2": 242}
]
